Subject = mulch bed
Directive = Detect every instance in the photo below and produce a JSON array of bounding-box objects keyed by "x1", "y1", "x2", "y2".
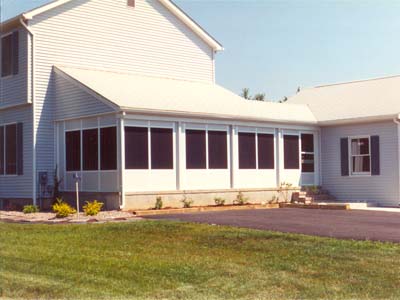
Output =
[{"x1": 0, "y1": 210, "x2": 140, "y2": 224}]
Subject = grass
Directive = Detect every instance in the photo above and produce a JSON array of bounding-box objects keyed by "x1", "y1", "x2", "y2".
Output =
[{"x1": 0, "y1": 220, "x2": 400, "y2": 300}]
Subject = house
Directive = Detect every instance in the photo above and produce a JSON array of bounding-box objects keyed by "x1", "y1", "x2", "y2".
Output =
[{"x1": 0, "y1": 0, "x2": 399, "y2": 210}]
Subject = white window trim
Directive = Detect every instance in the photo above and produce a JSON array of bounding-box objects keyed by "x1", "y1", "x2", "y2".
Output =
[{"x1": 348, "y1": 135, "x2": 372, "y2": 177}]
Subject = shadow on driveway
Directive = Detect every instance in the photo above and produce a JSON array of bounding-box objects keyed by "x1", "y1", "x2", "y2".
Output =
[{"x1": 145, "y1": 208, "x2": 400, "y2": 243}]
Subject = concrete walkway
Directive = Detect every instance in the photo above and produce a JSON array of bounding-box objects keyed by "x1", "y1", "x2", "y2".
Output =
[{"x1": 146, "y1": 208, "x2": 400, "y2": 243}]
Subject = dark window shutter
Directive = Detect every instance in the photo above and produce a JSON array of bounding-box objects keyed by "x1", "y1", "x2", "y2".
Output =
[
  {"x1": 340, "y1": 138, "x2": 349, "y2": 176},
  {"x1": 16, "y1": 123, "x2": 23, "y2": 175},
  {"x1": 12, "y1": 31, "x2": 19, "y2": 75},
  {"x1": 370, "y1": 135, "x2": 380, "y2": 176}
]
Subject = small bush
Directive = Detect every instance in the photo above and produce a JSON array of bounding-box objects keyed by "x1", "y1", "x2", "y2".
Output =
[
  {"x1": 154, "y1": 197, "x2": 163, "y2": 210},
  {"x1": 83, "y1": 200, "x2": 104, "y2": 216},
  {"x1": 52, "y1": 198, "x2": 76, "y2": 218},
  {"x1": 23, "y1": 205, "x2": 39, "y2": 214},
  {"x1": 214, "y1": 197, "x2": 225, "y2": 206},
  {"x1": 181, "y1": 196, "x2": 193, "y2": 208},
  {"x1": 233, "y1": 192, "x2": 248, "y2": 206}
]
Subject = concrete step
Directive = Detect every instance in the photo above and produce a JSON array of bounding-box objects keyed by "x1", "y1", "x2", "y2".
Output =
[
  {"x1": 297, "y1": 196, "x2": 313, "y2": 204},
  {"x1": 313, "y1": 195, "x2": 336, "y2": 201}
]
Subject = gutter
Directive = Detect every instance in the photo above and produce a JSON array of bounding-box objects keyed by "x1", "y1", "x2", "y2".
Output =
[
  {"x1": 19, "y1": 17, "x2": 37, "y2": 206},
  {"x1": 120, "y1": 107, "x2": 318, "y2": 126}
]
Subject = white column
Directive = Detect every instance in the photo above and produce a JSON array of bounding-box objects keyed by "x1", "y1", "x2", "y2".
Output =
[
  {"x1": 176, "y1": 121, "x2": 185, "y2": 190},
  {"x1": 276, "y1": 128, "x2": 283, "y2": 187},
  {"x1": 118, "y1": 113, "x2": 126, "y2": 209},
  {"x1": 230, "y1": 125, "x2": 237, "y2": 189}
]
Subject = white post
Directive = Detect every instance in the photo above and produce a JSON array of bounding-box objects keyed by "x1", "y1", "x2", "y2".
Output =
[
  {"x1": 177, "y1": 122, "x2": 185, "y2": 190},
  {"x1": 76, "y1": 180, "x2": 80, "y2": 218},
  {"x1": 119, "y1": 113, "x2": 126, "y2": 209},
  {"x1": 73, "y1": 172, "x2": 81, "y2": 218}
]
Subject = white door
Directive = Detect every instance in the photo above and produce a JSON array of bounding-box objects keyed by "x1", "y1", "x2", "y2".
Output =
[
  {"x1": 300, "y1": 133, "x2": 316, "y2": 186},
  {"x1": 282, "y1": 133, "x2": 301, "y2": 187}
]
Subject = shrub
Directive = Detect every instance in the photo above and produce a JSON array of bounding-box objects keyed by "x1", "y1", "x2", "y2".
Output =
[
  {"x1": 233, "y1": 192, "x2": 248, "y2": 206},
  {"x1": 181, "y1": 196, "x2": 193, "y2": 208},
  {"x1": 278, "y1": 182, "x2": 293, "y2": 202},
  {"x1": 23, "y1": 205, "x2": 39, "y2": 214},
  {"x1": 214, "y1": 197, "x2": 225, "y2": 206},
  {"x1": 83, "y1": 200, "x2": 104, "y2": 216},
  {"x1": 154, "y1": 197, "x2": 163, "y2": 210},
  {"x1": 52, "y1": 198, "x2": 76, "y2": 218}
]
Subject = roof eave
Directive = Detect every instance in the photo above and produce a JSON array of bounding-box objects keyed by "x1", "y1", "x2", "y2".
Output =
[
  {"x1": 318, "y1": 114, "x2": 400, "y2": 126},
  {"x1": 120, "y1": 106, "x2": 317, "y2": 126}
]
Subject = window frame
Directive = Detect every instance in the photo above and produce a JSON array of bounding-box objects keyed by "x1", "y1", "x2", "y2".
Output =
[
  {"x1": 0, "y1": 122, "x2": 19, "y2": 177},
  {"x1": 238, "y1": 128, "x2": 275, "y2": 170},
  {"x1": 185, "y1": 124, "x2": 229, "y2": 170},
  {"x1": 283, "y1": 133, "x2": 300, "y2": 170},
  {"x1": 124, "y1": 123, "x2": 175, "y2": 171},
  {"x1": 348, "y1": 135, "x2": 372, "y2": 176},
  {"x1": 1, "y1": 31, "x2": 18, "y2": 78},
  {"x1": 65, "y1": 124, "x2": 118, "y2": 173}
]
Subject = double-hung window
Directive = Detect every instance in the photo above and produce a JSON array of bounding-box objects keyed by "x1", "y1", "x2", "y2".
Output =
[
  {"x1": 350, "y1": 137, "x2": 371, "y2": 175},
  {"x1": 1, "y1": 31, "x2": 19, "y2": 77},
  {"x1": 0, "y1": 123, "x2": 23, "y2": 175}
]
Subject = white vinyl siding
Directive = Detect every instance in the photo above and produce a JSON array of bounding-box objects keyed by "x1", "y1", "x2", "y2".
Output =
[
  {"x1": 27, "y1": 0, "x2": 215, "y2": 194},
  {"x1": 0, "y1": 28, "x2": 28, "y2": 108},
  {"x1": 321, "y1": 121, "x2": 399, "y2": 206},
  {"x1": 54, "y1": 73, "x2": 115, "y2": 120},
  {"x1": 0, "y1": 105, "x2": 33, "y2": 199}
]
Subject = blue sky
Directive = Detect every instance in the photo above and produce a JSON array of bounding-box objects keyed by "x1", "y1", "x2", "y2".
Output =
[{"x1": 2, "y1": 0, "x2": 400, "y2": 101}]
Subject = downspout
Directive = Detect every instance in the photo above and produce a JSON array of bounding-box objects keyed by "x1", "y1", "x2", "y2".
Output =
[
  {"x1": 393, "y1": 116, "x2": 400, "y2": 206},
  {"x1": 19, "y1": 17, "x2": 37, "y2": 206}
]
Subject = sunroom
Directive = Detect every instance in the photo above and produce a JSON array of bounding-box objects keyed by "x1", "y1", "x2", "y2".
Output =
[{"x1": 54, "y1": 66, "x2": 319, "y2": 209}]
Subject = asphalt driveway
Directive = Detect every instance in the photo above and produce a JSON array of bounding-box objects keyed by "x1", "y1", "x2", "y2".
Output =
[{"x1": 145, "y1": 208, "x2": 400, "y2": 243}]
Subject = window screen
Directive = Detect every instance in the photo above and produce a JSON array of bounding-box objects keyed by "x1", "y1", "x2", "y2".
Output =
[
  {"x1": 258, "y1": 133, "x2": 274, "y2": 169},
  {"x1": 82, "y1": 129, "x2": 98, "y2": 171},
  {"x1": 100, "y1": 127, "x2": 117, "y2": 170},
  {"x1": 66, "y1": 131, "x2": 81, "y2": 171},
  {"x1": 284, "y1": 135, "x2": 299, "y2": 169},
  {"x1": 151, "y1": 128, "x2": 173, "y2": 169},
  {"x1": 125, "y1": 127, "x2": 148, "y2": 169},
  {"x1": 208, "y1": 131, "x2": 228, "y2": 169},
  {"x1": 186, "y1": 130, "x2": 206, "y2": 169},
  {"x1": 238, "y1": 132, "x2": 256, "y2": 169}
]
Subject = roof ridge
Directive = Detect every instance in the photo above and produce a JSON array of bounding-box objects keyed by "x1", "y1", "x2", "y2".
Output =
[{"x1": 315, "y1": 74, "x2": 400, "y2": 89}]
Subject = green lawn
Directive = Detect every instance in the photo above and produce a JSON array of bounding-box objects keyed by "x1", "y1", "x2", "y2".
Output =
[{"x1": 0, "y1": 220, "x2": 399, "y2": 300}]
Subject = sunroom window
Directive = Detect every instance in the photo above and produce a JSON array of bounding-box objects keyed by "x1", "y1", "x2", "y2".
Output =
[{"x1": 350, "y1": 137, "x2": 371, "y2": 175}]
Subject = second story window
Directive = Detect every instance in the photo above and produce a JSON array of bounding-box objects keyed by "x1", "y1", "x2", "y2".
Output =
[{"x1": 1, "y1": 31, "x2": 19, "y2": 77}]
